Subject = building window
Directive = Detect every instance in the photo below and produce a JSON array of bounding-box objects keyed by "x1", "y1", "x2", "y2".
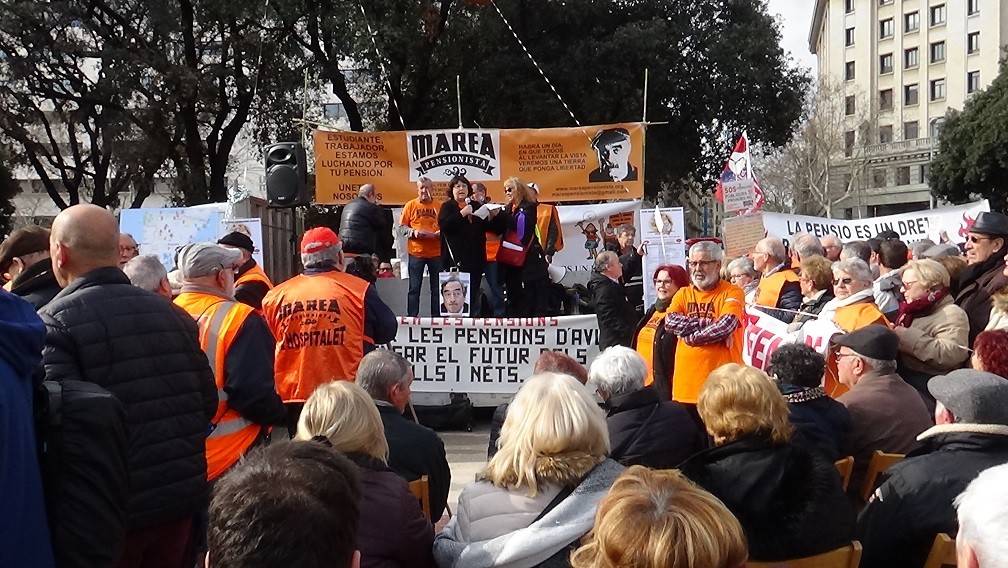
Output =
[
  {"x1": 845, "y1": 61, "x2": 856, "y2": 81},
  {"x1": 879, "y1": 89, "x2": 894, "y2": 111},
  {"x1": 930, "y1": 41, "x2": 946, "y2": 63},
  {"x1": 322, "y1": 103, "x2": 347, "y2": 120},
  {"x1": 846, "y1": 0, "x2": 855, "y2": 13},
  {"x1": 968, "y1": 32, "x2": 980, "y2": 54},
  {"x1": 920, "y1": 165, "x2": 929, "y2": 183},
  {"x1": 930, "y1": 118, "x2": 945, "y2": 138},
  {"x1": 967, "y1": 0, "x2": 979, "y2": 15},
  {"x1": 880, "y1": 53, "x2": 894, "y2": 74},
  {"x1": 905, "y1": 83, "x2": 919, "y2": 105},
  {"x1": 879, "y1": 125, "x2": 894, "y2": 144},
  {"x1": 930, "y1": 78, "x2": 946, "y2": 101},
  {"x1": 904, "y1": 11, "x2": 920, "y2": 32},
  {"x1": 873, "y1": 169, "x2": 887, "y2": 187},
  {"x1": 845, "y1": 95, "x2": 856, "y2": 116},
  {"x1": 845, "y1": 131, "x2": 856, "y2": 157},
  {"x1": 897, "y1": 166, "x2": 911, "y2": 186},
  {"x1": 904, "y1": 121, "x2": 919, "y2": 140},
  {"x1": 930, "y1": 4, "x2": 946, "y2": 26},
  {"x1": 880, "y1": 18, "x2": 894, "y2": 38},
  {"x1": 905, "y1": 47, "x2": 919, "y2": 68},
  {"x1": 846, "y1": 27, "x2": 856, "y2": 46},
  {"x1": 968, "y1": 71, "x2": 981, "y2": 94},
  {"x1": 879, "y1": 0, "x2": 893, "y2": 5}
]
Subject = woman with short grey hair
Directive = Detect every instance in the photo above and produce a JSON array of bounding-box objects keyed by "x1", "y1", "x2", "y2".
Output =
[{"x1": 726, "y1": 257, "x2": 760, "y2": 302}]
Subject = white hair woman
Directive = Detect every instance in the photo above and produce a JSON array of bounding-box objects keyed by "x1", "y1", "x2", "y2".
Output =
[
  {"x1": 818, "y1": 258, "x2": 892, "y2": 396},
  {"x1": 296, "y1": 381, "x2": 434, "y2": 568},
  {"x1": 434, "y1": 372, "x2": 623, "y2": 568}
]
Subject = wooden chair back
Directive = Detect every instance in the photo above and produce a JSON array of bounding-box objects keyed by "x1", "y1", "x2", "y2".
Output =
[
  {"x1": 860, "y1": 450, "x2": 905, "y2": 502},
  {"x1": 407, "y1": 475, "x2": 432, "y2": 521},
  {"x1": 747, "y1": 541, "x2": 862, "y2": 568},
  {"x1": 923, "y1": 533, "x2": 957, "y2": 568},
  {"x1": 834, "y1": 456, "x2": 855, "y2": 491}
]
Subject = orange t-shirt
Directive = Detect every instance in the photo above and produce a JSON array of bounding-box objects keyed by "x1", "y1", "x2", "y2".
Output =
[
  {"x1": 399, "y1": 198, "x2": 441, "y2": 259},
  {"x1": 824, "y1": 302, "x2": 891, "y2": 398},
  {"x1": 669, "y1": 280, "x2": 746, "y2": 404}
]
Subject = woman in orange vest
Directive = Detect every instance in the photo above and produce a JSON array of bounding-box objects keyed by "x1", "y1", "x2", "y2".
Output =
[
  {"x1": 632, "y1": 264, "x2": 689, "y2": 401},
  {"x1": 818, "y1": 258, "x2": 891, "y2": 397}
]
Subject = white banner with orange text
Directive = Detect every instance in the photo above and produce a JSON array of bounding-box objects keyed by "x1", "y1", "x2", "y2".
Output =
[{"x1": 386, "y1": 315, "x2": 601, "y2": 394}]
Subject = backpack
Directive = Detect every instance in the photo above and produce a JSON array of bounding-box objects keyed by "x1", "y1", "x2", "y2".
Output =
[{"x1": 36, "y1": 379, "x2": 130, "y2": 568}]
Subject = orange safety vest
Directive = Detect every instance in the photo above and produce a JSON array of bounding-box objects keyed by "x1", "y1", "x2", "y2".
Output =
[
  {"x1": 236, "y1": 263, "x2": 274, "y2": 289},
  {"x1": 824, "y1": 302, "x2": 892, "y2": 398},
  {"x1": 535, "y1": 203, "x2": 564, "y2": 253},
  {"x1": 174, "y1": 291, "x2": 262, "y2": 481},
  {"x1": 485, "y1": 232, "x2": 501, "y2": 262},
  {"x1": 755, "y1": 268, "x2": 800, "y2": 309},
  {"x1": 635, "y1": 308, "x2": 667, "y2": 388},
  {"x1": 262, "y1": 271, "x2": 369, "y2": 402}
]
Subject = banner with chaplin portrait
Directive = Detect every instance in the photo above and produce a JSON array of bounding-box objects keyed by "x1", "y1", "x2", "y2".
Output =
[{"x1": 313, "y1": 123, "x2": 645, "y2": 205}]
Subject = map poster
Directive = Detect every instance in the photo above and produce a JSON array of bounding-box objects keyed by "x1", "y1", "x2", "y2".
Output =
[{"x1": 120, "y1": 208, "x2": 221, "y2": 271}]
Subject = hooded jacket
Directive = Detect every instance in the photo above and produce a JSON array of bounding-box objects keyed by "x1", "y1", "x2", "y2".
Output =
[
  {"x1": 434, "y1": 458, "x2": 623, "y2": 568},
  {"x1": 0, "y1": 291, "x2": 55, "y2": 568},
  {"x1": 856, "y1": 424, "x2": 1008, "y2": 568},
  {"x1": 605, "y1": 387, "x2": 701, "y2": 469},
  {"x1": 678, "y1": 432, "x2": 855, "y2": 562}
]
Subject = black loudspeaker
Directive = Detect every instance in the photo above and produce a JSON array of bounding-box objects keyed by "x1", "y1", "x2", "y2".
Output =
[{"x1": 265, "y1": 142, "x2": 308, "y2": 207}]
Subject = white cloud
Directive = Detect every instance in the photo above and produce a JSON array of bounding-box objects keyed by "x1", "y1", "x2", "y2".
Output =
[{"x1": 766, "y1": 0, "x2": 818, "y2": 75}]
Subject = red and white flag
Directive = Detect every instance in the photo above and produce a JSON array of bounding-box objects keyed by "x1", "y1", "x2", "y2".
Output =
[{"x1": 714, "y1": 131, "x2": 764, "y2": 213}]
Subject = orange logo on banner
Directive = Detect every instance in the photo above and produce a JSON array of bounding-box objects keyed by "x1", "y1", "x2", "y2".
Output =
[{"x1": 313, "y1": 123, "x2": 645, "y2": 205}]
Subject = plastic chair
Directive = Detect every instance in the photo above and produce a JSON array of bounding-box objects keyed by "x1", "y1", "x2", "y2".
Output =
[
  {"x1": 747, "y1": 541, "x2": 862, "y2": 568},
  {"x1": 860, "y1": 450, "x2": 905, "y2": 502},
  {"x1": 834, "y1": 456, "x2": 854, "y2": 491},
  {"x1": 407, "y1": 475, "x2": 432, "y2": 521},
  {"x1": 922, "y1": 533, "x2": 956, "y2": 568}
]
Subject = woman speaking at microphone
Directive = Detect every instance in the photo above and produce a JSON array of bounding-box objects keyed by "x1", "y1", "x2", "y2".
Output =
[{"x1": 438, "y1": 174, "x2": 491, "y2": 316}]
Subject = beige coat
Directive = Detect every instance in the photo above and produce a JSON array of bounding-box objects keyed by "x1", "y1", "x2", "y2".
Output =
[
  {"x1": 986, "y1": 289, "x2": 1008, "y2": 332},
  {"x1": 897, "y1": 295, "x2": 970, "y2": 374}
]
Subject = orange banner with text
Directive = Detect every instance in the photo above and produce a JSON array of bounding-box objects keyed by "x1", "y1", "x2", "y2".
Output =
[{"x1": 313, "y1": 123, "x2": 645, "y2": 205}]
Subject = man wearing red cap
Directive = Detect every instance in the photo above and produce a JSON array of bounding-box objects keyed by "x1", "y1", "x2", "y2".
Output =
[{"x1": 262, "y1": 226, "x2": 398, "y2": 433}]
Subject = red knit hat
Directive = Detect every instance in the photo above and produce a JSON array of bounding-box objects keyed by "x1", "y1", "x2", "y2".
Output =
[{"x1": 300, "y1": 227, "x2": 340, "y2": 254}]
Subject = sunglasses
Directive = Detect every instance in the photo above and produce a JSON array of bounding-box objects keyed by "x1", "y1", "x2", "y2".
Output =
[
  {"x1": 967, "y1": 235, "x2": 993, "y2": 244},
  {"x1": 833, "y1": 277, "x2": 854, "y2": 286}
]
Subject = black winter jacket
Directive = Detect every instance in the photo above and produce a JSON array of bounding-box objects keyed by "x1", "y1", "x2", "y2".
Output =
[
  {"x1": 589, "y1": 271, "x2": 637, "y2": 350},
  {"x1": 340, "y1": 196, "x2": 388, "y2": 256},
  {"x1": 786, "y1": 393, "x2": 852, "y2": 462},
  {"x1": 378, "y1": 404, "x2": 452, "y2": 521},
  {"x1": 439, "y1": 199, "x2": 487, "y2": 273},
  {"x1": 679, "y1": 432, "x2": 856, "y2": 562},
  {"x1": 605, "y1": 387, "x2": 701, "y2": 469},
  {"x1": 954, "y1": 245, "x2": 1008, "y2": 345},
  {"x1": 10, "y1": 257, "x2": 61, "y2": 309},
  {"x1": 856, "y1": 425, "x2": 1008, "y2": 568},
  {"x1": 39, "y1": 267, "x2": 217, "y2": 530}
]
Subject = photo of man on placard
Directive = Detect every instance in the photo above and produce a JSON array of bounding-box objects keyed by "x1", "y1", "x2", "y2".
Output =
[
  {"x1": 438, "y1": 273, "x2": 471, "y2": 316},
  {"x1": 588, "y1": 127, "x2": 638, "y2": 183}
]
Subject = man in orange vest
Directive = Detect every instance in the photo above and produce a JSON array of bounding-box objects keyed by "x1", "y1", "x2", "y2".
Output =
[
  {"x1": 173, "y1": 243, "x2": 286, "y2": 482},
  {"x1": 262, "y1": 227, "x2": 398, "y2": 434},
  {"x1": 217, "y1": 231, "x2": 273, "y2": 310},
  {"x1": 751, "y1": 237, "x2": 803, "y2": 323},
  {"x1": 530, "y1": 183, "x2": 563, "y2": 262}
]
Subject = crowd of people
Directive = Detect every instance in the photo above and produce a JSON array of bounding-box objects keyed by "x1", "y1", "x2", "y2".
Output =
[{"x1": 3, "y1": 199, "x2": 1008, "y2": 568}]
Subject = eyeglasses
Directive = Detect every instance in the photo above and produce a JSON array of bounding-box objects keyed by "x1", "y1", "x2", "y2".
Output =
[
  {"x1": 654, "y1": 279, "x2": 675, "y2": 286},
  {"x1": 504, "y1": 188, "x2": 514, "y2": 193},
  {"x1": 835, "y1": 351, "x2": 860, "y2": 361},
  {"x1": 833, "y1": 277, "x2": 854, "y2": 286},
  {"x1": 120, "y1": 245, "x2": 139, "y2": 253},
  {"x1": 687, "y1": 260, "x2": 719, "y2": 269},
  {"x1": 901, "y1": 280, "x2": 918, "y2": 288},
  {"x1": 728, "y1": 274, "x2": 748, "y2": 280},
  {"x1": 967, "y1": 235, "x2": 993, "y2": 244}
]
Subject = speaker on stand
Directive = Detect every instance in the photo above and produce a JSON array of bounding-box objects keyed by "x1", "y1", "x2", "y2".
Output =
[{"x1": 265, "y1": 142, "x2": 309, "y2": 208}]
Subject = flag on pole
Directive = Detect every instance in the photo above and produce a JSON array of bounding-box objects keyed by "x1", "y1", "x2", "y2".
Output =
[{"x1": 714, "y1": 132, "x2": 764, "y2": 213}]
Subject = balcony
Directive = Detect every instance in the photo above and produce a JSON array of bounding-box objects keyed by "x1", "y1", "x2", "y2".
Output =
[{"x1": 864, "y1": 137, "x2": 935, "y2": 157}]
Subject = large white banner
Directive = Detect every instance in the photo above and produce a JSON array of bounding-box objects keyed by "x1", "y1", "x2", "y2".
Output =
[
  {"x1": 742, "y1": 307, "x2": 841, "y2": 371},
  {"x1": 387, "y1": 315, "x2": 601, "y2": 394},
  {"x1": 761, "y1": 200, "x2": 989, "y2": 245}
]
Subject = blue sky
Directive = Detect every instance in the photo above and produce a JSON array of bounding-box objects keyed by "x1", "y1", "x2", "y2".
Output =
[{"x1": 766, "y1": 0, "x2": 818, "y2": 74}]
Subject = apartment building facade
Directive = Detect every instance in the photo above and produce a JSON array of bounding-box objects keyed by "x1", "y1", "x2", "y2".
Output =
[{"x1": 810, "y1": 0, "x2": 1007, "y2": 218}]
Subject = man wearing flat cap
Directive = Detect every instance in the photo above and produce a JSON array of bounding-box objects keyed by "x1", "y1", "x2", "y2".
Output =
[
  {"x1": 955, "y1": 211, "x2": 1008, "y2": 345},
  {"x1": 262, "y1": 226, "x2": 397, "y2": 433},
  {"x1": 835, "y1": 324, "x2": 933, "y2": 495},
  {"x1": 0, "y1": 225, "x2": 60, "y2": 308},
  {"x1": 855, "y1": 369, "x2": 1008, "y2": 568},
  {"x1": 217, "y1": 230, "x2": 273, "y2": 311},
  {"x1": 589, "y1": 127, "x2": 638, "y2": 183},
  {"x1": 173, "y1": 243, "x2": 286, "y2": 482}
]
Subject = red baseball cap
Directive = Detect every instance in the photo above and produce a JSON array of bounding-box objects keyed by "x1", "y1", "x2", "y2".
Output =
[{"x1": 300, "y1": 227, "x2": 340, "y2": 254}]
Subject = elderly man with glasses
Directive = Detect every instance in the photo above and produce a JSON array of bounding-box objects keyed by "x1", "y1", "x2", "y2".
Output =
[
  {"x1": 663, "y1": 241, "x2": 745, "y2": 427},
  {"x1": 954, "y1": 211, "x2": 1008, "y2": 345}
]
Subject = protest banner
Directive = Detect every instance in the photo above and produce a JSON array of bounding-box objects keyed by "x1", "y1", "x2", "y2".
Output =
[
  {"x1": 639, "y1": 207, "x2": 687, "y2": 308},
  {"x1": 761, "y1": 200, "x2": 989, "y2": 245},
  {"x1": 314, "y1": 123, "x2": 645, "y2": 205},
  {"x1": 742, "y1": 307, "x2": 796, "y2": 371},
  {"x1": 387, "y1": 315, "x2": 601, "y2": 394},
  {"x1": 722, "y1": 213, "x2": 767, "y2": 258}
]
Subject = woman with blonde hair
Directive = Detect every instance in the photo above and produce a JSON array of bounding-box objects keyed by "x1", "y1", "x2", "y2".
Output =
[
  {"x1": 678, "y1": 364, "x2": 854, "y2": 562},
  {"x1": 434, "y1": 372, "x2": 623, "y2": 568},
  {"x1": 893, "y1": 259, "x2": 970, "y2": 410},
  {"x1": 297, "y1": 381, "x2": 435, "y2": 568},
  {"x1": 496, "y1": 177, "x2": 550, "y2": 316},
  {"x1": 570, "y1": 466, "x2": 747, "y2": 568}
]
